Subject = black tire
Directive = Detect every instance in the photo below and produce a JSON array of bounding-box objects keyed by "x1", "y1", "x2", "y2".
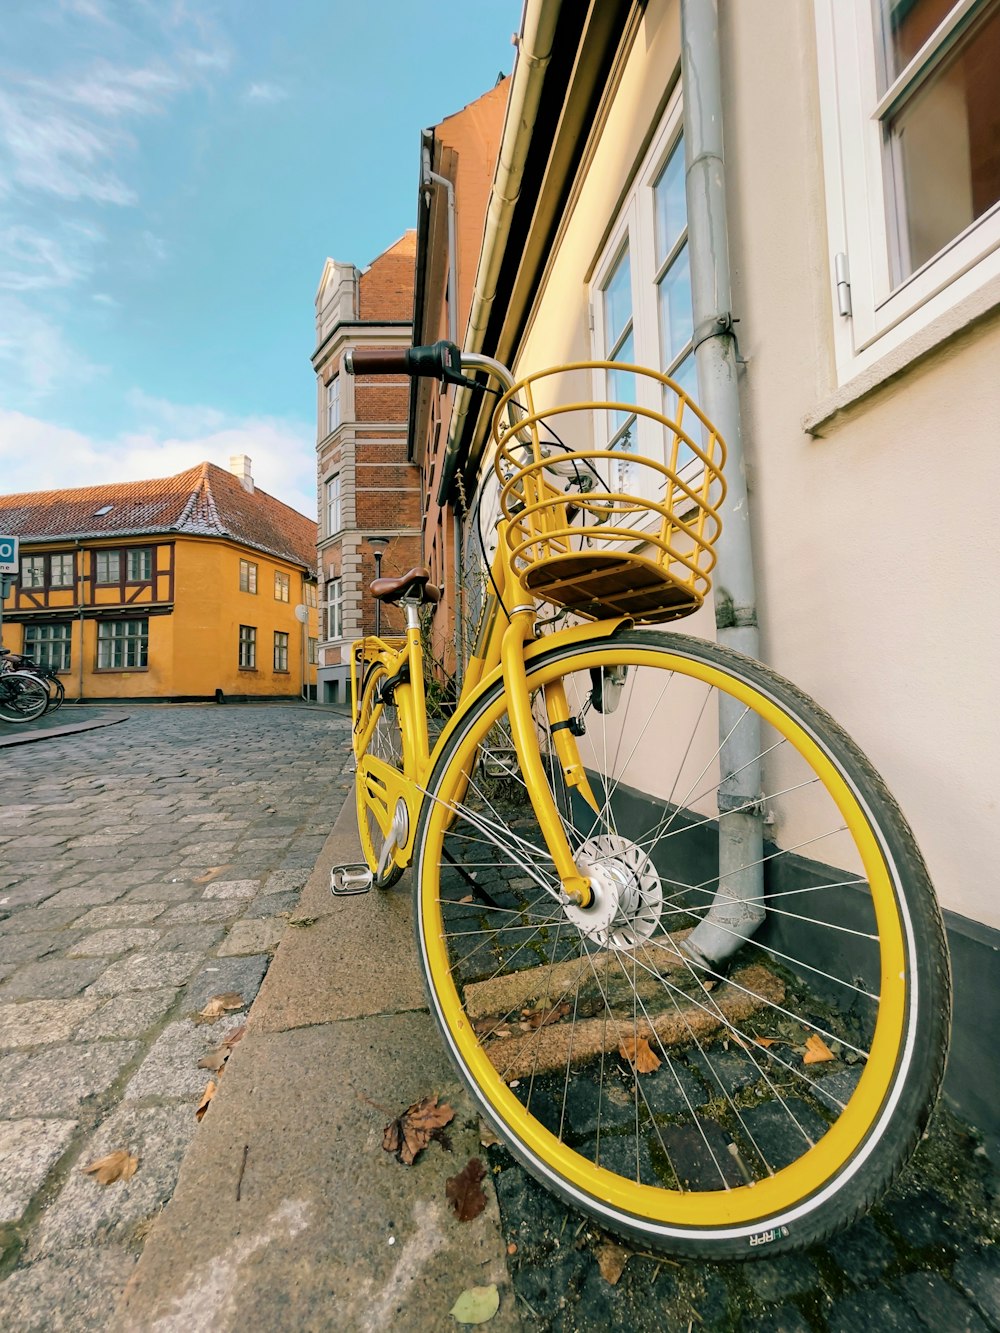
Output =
[
  {"x1": 0, "y1": 672, "x2": 50, "y2": 722},
  {"x1": 354, "y1": 662, "x2": 406, "y2": 889},
  {"x1": 413, "y1": 630, "x2": 950, "y2": 1258}
]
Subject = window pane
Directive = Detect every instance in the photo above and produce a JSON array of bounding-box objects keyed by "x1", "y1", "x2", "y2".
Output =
[
  {"x1": 886, "y1": 4, "x2": 1000, "y2": 279},
  {"x1": 126, "y1": 549, "x2": 151, "y2": 581},
  {"x1": 97, "y1": 619, "x2": 147, "y2": 669},
  {"x1": 21, "y1": 557, "x2": 45, "y2": 588},
  {"x1": 876, "y1": 0, "x2": 960, "y2": 84},
  {"x1": 608, "y1": 329, "x2": 636, "y2": 438},
  {"x1": 603, "y1": 246, "x2": 632, "y2": 352},
  {"x1": 653, "y1": 136, "x2": 686, "y2": 266},
  {"x1": 657, "y1": 242, "x2": 693, "y2": 369},
  {"x1": 96, "y1": 552, "x2": 120, "y2": 584},
  {"x1": 24, "y1": 623, "x2": 71, "y2": 671},
  {"x1": 51, "y1": 554, "x2": 73, "y2": 586}
]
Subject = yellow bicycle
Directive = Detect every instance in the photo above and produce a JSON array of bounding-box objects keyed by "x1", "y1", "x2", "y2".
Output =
[{"x1": 336, "y1": 342, "x2": 950, "y2": 1259}]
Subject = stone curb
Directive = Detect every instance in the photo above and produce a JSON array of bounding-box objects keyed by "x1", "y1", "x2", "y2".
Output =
[{"x1": 0, "y1": 710, "x2": 129, "y2": 748}]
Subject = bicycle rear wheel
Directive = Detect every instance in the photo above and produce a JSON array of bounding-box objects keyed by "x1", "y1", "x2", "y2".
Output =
[
  {"x1": 355, "y1": 662, "x2": 406, "y2": 889},
  {"x1": 0, "y1": 672, "x2": 50, "y2": 722},
  {"x1": 414, "y1": 630, "x2": 950, "y2": 1257}
]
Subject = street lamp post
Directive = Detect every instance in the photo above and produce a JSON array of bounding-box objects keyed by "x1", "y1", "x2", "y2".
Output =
[{"x1": 367, "y1": 536, "x2": 390, "y2": 637}]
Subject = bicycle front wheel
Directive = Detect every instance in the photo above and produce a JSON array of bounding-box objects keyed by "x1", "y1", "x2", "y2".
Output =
[
  {"x1": 414, "y1": 630, "x2": 949, "y2": 1258},
  {"x1": 0, "y1": 672, "x2": 50, "y2": 722},
  {"x1": 355, "y1": 662, "x2": 406, "y2": 889}
]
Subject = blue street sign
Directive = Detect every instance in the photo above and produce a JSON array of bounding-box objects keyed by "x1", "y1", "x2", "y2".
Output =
[{"x1": 0, "y1": 536, "x2": 17, "y2": 575}]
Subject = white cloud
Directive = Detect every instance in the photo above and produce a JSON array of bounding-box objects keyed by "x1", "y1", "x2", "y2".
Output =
[
  {"x1": 245, "y1": 82, "x2": 289, "y2": 104},
  {"x1": 0, "y1": 88, "x2": 137, "y2": 204},
  {"x1": 0, "y1": 406, "x2": 318, "y2": 520},
  {"x1": 0, "y1": 297, "x2": 106, "y2": 398},
  {"x1": 0, "y1": 221, "x2": 102, "y2": 290}
]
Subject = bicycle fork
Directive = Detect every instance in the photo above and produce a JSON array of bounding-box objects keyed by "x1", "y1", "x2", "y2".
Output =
[{"x1": 500, "y1": 608, "x2": 595, "y2": 909}]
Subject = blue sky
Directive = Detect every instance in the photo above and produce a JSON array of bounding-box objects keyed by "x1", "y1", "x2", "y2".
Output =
[{"x1": 0, "y1": 0, "x2": 520, "y2": 516}]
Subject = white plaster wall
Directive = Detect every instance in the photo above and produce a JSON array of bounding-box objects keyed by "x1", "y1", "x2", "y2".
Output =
[
  {"x1": 721, "y1": 1, "x2": 1000, "y2": 927},
  {"x1": 513, "y1": 0, "x2": 1000, "y2": 927}
]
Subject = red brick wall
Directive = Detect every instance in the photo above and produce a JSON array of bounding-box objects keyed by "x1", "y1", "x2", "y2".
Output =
[
  {"x1": 354, "y1": 377, "x2": 409, "y2": 424},
  {"x1": 359, "y1": 233, "x2": 417, "y2": 322}
]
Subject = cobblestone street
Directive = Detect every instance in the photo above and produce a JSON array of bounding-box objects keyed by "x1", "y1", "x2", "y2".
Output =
[
  {"x1": 1, "y1": 704, "x2": 999, "y2": 1332},
  {"x1": 0, "y1": 704, "x2": 353, "y2": 1329}
]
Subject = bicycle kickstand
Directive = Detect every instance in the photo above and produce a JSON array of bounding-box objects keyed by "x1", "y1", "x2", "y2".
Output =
[{"x1": 330, "y1": 864, "x2": 374, "y2": 896}]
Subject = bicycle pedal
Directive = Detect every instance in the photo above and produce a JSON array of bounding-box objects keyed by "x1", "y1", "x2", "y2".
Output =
[{"x1": 330, "y1": 864, "x2": 374, "y2": 896}]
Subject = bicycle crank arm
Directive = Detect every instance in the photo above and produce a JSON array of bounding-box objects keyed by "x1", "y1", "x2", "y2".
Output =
[{"x1": 330, "y1": 864, "x2": 374, "y2": 896}]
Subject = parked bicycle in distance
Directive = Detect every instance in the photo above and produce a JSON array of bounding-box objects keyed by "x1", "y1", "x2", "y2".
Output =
[
  {"x1": 0, "y1": 648, "x2": 52, "y2": 723},
  {"x1": 334, "y1": 341, "x2": 951, "y2": 1260}
]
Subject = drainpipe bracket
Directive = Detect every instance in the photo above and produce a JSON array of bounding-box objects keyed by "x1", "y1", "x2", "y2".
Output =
[{"x1": 692, "y1": 312, "x2": 747, "y2": 364}]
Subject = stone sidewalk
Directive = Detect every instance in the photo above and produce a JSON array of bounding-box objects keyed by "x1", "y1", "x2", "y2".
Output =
[
  {"x1": 0, "y1": 703, "x2": 354, "y2": 1329},
  {"x1": 1, "y1": 703, "x2": 998, "y2": 1332}
]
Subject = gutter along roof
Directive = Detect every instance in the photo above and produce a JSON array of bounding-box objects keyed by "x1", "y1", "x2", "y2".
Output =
[
  {"x1": 0, "y1": 463, "x2": 318, "y2": 572},
  {"x1": 440, "y1": 0, "x2": 637, "y2": 503}
]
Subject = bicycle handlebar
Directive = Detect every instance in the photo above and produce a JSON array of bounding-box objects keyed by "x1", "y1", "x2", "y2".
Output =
[{"x1": 344, "y1": 340, "x2": 466, "y2": 384}]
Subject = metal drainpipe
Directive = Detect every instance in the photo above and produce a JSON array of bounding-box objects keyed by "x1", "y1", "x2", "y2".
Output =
[
  {"x1": 421, "y1": 144, "x2": 464, "y2": 683},
  {"x1": 680, "y1": 0, "x2": 765, "y2": 968},
  {"x1": 75, "y1": 538, "x2": 85, "y2": 703},
  {"x1": 436, "y1": 0, "x2": 561, "y2": 508},
  {"x1": 420, "y1": 147, "x2": 458, "y2": 349}
]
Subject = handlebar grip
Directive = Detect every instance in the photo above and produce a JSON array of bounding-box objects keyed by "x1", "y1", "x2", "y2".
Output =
[
  {"x1": 344, "y1": 340, "x2": 466, "y2": 384},
  {"x1": 344, "y1": 347, "x2": 411, "y2": 375}
]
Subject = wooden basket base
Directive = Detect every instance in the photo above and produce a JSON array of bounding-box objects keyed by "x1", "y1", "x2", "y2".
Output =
[{"x1": 523, "y1": 551, "x2": 701, "y2": 622}]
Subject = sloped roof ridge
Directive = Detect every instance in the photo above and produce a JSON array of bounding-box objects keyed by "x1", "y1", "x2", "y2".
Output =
[{"x1": 175, "y1": 462, "x2": 223, "y2": 535}]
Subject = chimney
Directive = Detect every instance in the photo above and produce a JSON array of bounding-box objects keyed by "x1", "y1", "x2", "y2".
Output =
[{"x1": 229, "y1": 454, "x2": 254, "y2": 493}]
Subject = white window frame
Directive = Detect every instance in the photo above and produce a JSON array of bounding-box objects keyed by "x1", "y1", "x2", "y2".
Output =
[
  {"x1": 96, "y1": 618, "x2": 148, "y2": 670},
  {"x1": 126, "y1": 548, "x2": 152, "y2": 582},
  {"x1": 589, "y1": 88, "x2": 701, "y2": 493},
  {"x1": 239, "y1": 559, "x2": 258, "y2": 594},
  {"x1": 326, "y1": 475, "x2": 342, "y2": 537},
  {"x1": 274, "y1": 570, "x2": 290, "y2": 602},
  {"x1": 238, "y1": 624, "x2": 256, "y2": 669},
  {"x1": 816, "y1": 0, "x2": 1000, "y2": 381},
  {"x1": 94, "y1": 551, "x2": 121, "y2": 585},
  {"x1": 20, "y1": 555, "x2": 46, "y2": 589},
  {"x1": 24, "y1": 622, "x2": 71, "y2": 671},
  {"x1": 326, "y1": 577, "x2": 343, "y2": 642},
  {"x1": 49, "y1": 554, "x2": 74, "y2": 588},
  {"x1": 327, "y1": 375, "x2": 341, "y2": 436}
]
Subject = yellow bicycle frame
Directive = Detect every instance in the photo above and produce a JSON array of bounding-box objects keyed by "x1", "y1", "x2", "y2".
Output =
[{"x1": 352, "y1": 519, "x2": 622, "y2": 902}]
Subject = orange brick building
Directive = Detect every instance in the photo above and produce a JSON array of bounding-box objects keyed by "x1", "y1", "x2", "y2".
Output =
[
  {"x1": 410, "y1": 78, "x2": 510, "y2": 682},
  {"x1": 312, "y1": 233, "x2": 421, "y2": 703},
  {"x1": 0, "y1": 458, "x2": 318, "y2": 701}
]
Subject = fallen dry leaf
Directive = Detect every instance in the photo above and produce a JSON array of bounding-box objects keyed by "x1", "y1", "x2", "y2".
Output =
[
  {"x1": 522, "y1": 1001, "x2": 571, "y2": 1030},
  {"x1": 618, "y1": 1034, "x2": 661, "y2": 1074},
  {"x1": 195, "y1": 993, "x2": 245, "y2": 1024},
  {"x1": 382, "y1": 1094, "x2": 455, "y2": 1165},
  {"x1": 81, "y1": 1149, "x2": 138, "y2": 1186},
  {"x1": 192, "y1": 865, "x2": 232, "y2": 884},
  {"x1": 596, "y1": 1240, "x2": 629, "y2": 1285},
  {"x1": 198, "y1": 1023, "x2": 247, "y2": 1072},
  {"x1": 458, "y1": 895, "x2": 474, "y2": 904},
  {"x1": 803, "y1": 1034, "x2": 835, "y2": 1065},
  {"x1": 196, "y1": 1080, "x2": 217, "y2": 1120},
  {"x1": 446, "y1": 1157, "x2": 487, "y2": 1222},
  {"x1": 479, "y1": 1122, "x2": 501, "y2": 1149}
]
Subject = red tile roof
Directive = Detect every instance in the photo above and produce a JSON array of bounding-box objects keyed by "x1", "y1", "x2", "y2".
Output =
[{"x1": 0, "y1": 463, "x2": 318, "y2": 572}]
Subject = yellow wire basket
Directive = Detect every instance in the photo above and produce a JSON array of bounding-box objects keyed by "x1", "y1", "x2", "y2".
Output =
[{"x1": 492, "y1": 362, "x2": 727, "y2": 624}]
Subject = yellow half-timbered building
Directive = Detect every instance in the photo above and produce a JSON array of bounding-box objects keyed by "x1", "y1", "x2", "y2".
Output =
[{"x1": 0, "y1": 457, "x2": 318, "y2": 701}]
